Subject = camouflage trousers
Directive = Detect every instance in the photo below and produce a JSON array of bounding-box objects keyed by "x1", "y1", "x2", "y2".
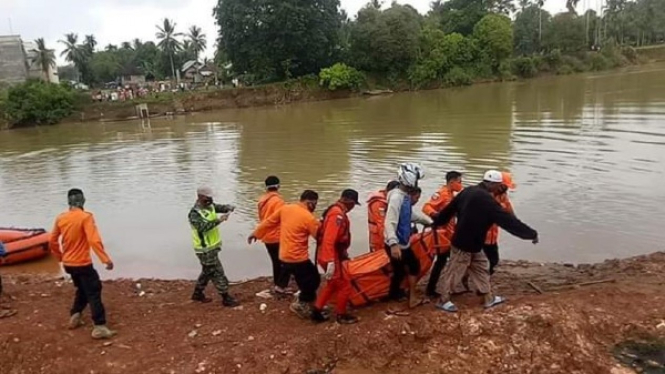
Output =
[{"x1": 194, "y1": 248, "x2": 229, "y2": 296}]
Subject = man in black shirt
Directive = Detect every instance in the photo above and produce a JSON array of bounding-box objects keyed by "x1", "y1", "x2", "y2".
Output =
[{"x1": 431, "y1": 170, "x2": 538, "y2": 312}]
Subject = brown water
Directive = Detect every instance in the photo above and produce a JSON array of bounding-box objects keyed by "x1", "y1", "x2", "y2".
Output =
[{"x1": 2, "y1": 64, "x2": 665, "y2": 280}]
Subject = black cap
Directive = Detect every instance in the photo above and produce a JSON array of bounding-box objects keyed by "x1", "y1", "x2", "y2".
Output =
[
  {"x1": 265, "y1": 176, "x2": 280, "y2": 188},
  {"x1": 341, "y1": 189, "x2": 361, "y2": 206}
]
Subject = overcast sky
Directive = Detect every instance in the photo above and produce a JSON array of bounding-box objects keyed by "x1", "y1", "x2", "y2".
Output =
[{"x1": 2, "y1": 0, "x2": 586, "y2": 65}]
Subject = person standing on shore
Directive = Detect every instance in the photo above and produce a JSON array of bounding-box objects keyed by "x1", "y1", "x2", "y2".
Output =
[
  {"x1": 367, "y1": 181, "x2": 400, "y2": 253},
  {"x1": 483, "y1": 172, "x2": 516, "y2": 276},
  {"x1": 49, "y1": 189, "x2": 116, "y2": 339},
  {"x1": 248, "y1": 190, "x2": 321, "y2": 319},
  {"x1": 432, "y1": 171, "x2": 538, "y2": 313},
  {"x1": 422, "y1": 171, "x2": 463, "y2": 298},
  {"x1": 188, "y1": 187, "x2": 240, "y2": 307},
  {"x1": 384, "y1": 163, "x2": 433, "y2": 308},
  {"x1": 311, "y1": 189, "x2": 361, "y2": 325},
  {"x1": 257, "y1": 176, "x2": 288, "y2": 295}
]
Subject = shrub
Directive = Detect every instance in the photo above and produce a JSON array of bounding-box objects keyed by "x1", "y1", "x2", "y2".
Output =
[
  {"x1": 545, "y1": 49, "x2": 563, "y2": 70},
  {"x1": 444, "y1": 67, "x2": 472, "y2": 86},
  {"x1": 621, "y1": 46, "x2": 638, "y2": 63},
  {"x1": 319, "y1": 63, "x2": 365, "y2": 91},
  {"x1": 560, "y1": 55, "x2": 586, "y2": 73},
  {"x1": 512, "y1": 56, "x2": 538, "y2": 78},
  {"x1": 498, "y1": 60, "x2": 516, "y2": 80},
  {"x1": 589, "y1": 53, "x2": 610, "y2": 71},
  {"x1": 3, "y1": 79, "x2": 75, "y2": 127}
]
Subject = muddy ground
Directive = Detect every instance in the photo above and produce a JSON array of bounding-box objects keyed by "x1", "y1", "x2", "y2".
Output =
[{"x1": 1, "y1": 252, "x2": 665, "y2": 374}]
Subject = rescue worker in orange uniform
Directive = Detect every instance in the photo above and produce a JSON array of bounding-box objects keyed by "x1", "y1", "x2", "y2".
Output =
[
  {"x1": 483, "y1": 172, "x2": 516, "y2": 275},
  {"x1": 49, "y1": 188, "x2": 116, "y2": 339},
  {"x1": 367, "y1": 180, "x2": 400, "y2": 252},
  {"x1": 422, "y1": 171, "x2": 463, "y2": 297},
  {"x1": 248, "y1": 190, "x2": 321, "y2": 319},
  {"x1": 311, "y1": 189, "x2": 361, "y2": 325},
  {"x1": 256, "y1": 176, "x2": 288, "y2": 294}
]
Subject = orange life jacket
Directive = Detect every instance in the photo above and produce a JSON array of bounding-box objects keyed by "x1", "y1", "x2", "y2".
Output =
[
  {"x1": 316, "y1": 203, "x2": 351, "y2": 268},
  {"x1": 367, "y1": 190, "x2": 387, "y2": 252}
]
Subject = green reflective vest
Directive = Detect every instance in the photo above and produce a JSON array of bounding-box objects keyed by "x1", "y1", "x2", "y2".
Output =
[{"x1": 191, "y1": 207, "x2": 222, "y2": 252}]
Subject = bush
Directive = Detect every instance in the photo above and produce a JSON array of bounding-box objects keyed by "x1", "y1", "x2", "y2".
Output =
[
  {"x1": 3, "y1": 79, "x2": 75, "y2": 127},
  {"x1": 560, "y1": 55, "x2": 587, "y2": 73},
  {"x1": 498, "y1": 60, "x2": 516, "y2": 80},
  {"x1": 444, "y1": 67, "x2": 472, "y2": 86},
  {"x1": 621, "y1": 46, "x2": 638, "y2": 63},
  {"x1": 319, "y1": 63, "x2": 365, "y2": 91},
  {"x1": 545, "y1": 49, "x2": 563, "y2": 70},
  {"x1": 589, "y1": 53, "x2": 610, "y2": 71},
  {"x1": 511, "y1": 56, "x2": 538, "y2": 78}
]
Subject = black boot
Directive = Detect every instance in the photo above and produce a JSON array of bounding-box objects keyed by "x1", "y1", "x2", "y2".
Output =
[
  {"x1": 191, "y1": 292, "x2": 212, "y2": 303},
  {"x1": 222, "y1": 293, "x2": 240, "y2": 307},
  {"x1": 311, "y1": 308, "x2": 330, "y2": 323}
]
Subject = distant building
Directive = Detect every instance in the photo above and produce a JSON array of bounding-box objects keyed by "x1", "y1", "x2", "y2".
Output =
[
  {"x1": 0, "y1": 35, "x2": 58, "y2": 85},
  {"x1": 181, "y1": 60, "x2": 204, "y2": 83}
]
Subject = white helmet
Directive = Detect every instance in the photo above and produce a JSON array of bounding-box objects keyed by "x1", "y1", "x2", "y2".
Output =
[{"x1": 397, "y1": 163, "x2": 424, "y2": 188}]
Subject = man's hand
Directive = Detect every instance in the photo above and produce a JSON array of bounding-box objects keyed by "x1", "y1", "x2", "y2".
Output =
[
  {"x1": 532, "y1": 234, "x2": 539, "y2": 245},
  {"x1": 324, "y1": 263, "x2": 335, "y2": 280},
  {"x1": 218, "y1": 213, "x2": 230, "y2": 223},
  {"x1": 105, "y1": 261, "x2": 114, "y2": 271},
  {"x1": 247, "y1": 235, "x2": 258, "y2": 245},
  {"x1": 390, "y1": 244, "x2": 401, "y2": 260}
]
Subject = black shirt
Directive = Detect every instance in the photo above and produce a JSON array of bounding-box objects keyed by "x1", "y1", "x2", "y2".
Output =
[{"x1": 432, "y1": 184, "x2": 538, "y2": 253}]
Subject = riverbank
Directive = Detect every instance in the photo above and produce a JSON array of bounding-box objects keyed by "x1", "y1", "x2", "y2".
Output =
[{"x1": 1, "y1": 252, "x2": 664, "y2": 374}]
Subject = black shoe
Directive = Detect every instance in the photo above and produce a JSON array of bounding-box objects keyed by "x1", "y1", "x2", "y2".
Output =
[
  {"x1": 426, "y1": 291, "x2": 442, "y2": 299},
  {"x1": 191, "y1": 293, "x2": 213, "y2": 303},
  {"x1": 222, "y1": 294, "x2": 240, "y2": 307},
  {"x1": 311, "y1": 308, "x2": 330, "y2": 323},
  {"x1": 336, "y1": 314, "x2": 359, "y2": 325}
]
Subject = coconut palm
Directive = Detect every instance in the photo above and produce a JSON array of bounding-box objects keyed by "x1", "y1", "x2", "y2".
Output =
[
  {"x1": 121, "y1": 41, "x2": 133, "y2": 50},
  {"x1": 132, "y1": 38, "x2": 143, "y2": 51},
  {"x1": 566, "y1": 0, "x2": 580, "y2": 13},
  {"x1": 59, "y1": 33, "x2": 82, "y2": 63},
  {"x1": 156, "y1": 18, "x2": 182, "y2": 81},
  {"x1": 105, "y1": 44, "x2": 118, "y2": 51},
  {"x1": 187, "y1": 25, "x2": 207, "y2": 61},
  {"x1": 30, "y1": 38, "x2": 56, "y2": 82},
  {"x1": 84, "y1": 34, "x2": 97, "y2": 54}
]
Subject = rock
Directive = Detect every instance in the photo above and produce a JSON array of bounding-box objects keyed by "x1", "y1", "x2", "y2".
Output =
[
  {"x1": 611, "y1": 366, "x2": 637, "y2": 374},
  {"x1": 138, "y1": 291, "x2": 146, "y2": 297},
  {"x1": 657, "y1": 321, "x2": 665, "y2": 329},
  {"x1": 260, "y1": 303, "x2": 268, "y2": 312},
  {"x1": 195, "y1": 323, "x2": 202, "y2": 328},
  {"x1": 233, "y1": 306, "x2": 244, "y2": 311},
  {"x1": 212, "y1": 330, "x2": 222, "y2": 336},
  {"x1": 103, "y1": 342, "x2": 113, "y2": 347},
  {"x1": 188, "y1": 330, "x2": 198, "y2": 338},
  {"x1": 248, "y1": 336, "x2": 255, "y2": 341}
]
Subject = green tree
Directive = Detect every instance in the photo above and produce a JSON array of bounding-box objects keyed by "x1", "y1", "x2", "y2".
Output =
[
  {"x1": 432, "y1": 0, "x2": 488, "y2": 35},
  {"x1": 3, "y1": 79, "x2": 75, "y2": 127},
  {"x1": 473, "y1": 14, "x2": 514, "y2": 71},
  {"x1": 30, "y1": 38, "x2": 56, "y2": 82},
  {"x1": 487, "y1": 0, "x2": 517, "y2": 15},
  {"x1": 90, "y1": 51, "x2": 121, "y2": 84},
  {"x1": 187, "y1": 26, "x2": 207, "y2": 61},
  {"x1": 214, "y1": 0, "x2": 342, "y2": 81},
  {"x1": 544, "y1": 13, "x2": 586, "y2": 52},
  {"x1": 156, "y1": 18, "x2": 183, "y2": 80},
  {"x1": 349, "y1": 3, "x2": 422, "y2": 75},
  {"x1": 105, "y1": 44, "x2": 118, "y2": 52},
  {"x1": 514, "y1": 5, "x2": 552, "y2": 54},
  {"x1": 84, "y1": 34, "x2": 97, "y2": 54},
  {"x1": 409, "y1": 27, "x2": 477, "y2": 86},
  {"x1": 566, "y1": 0, "x2": 579, "y2": 13}
]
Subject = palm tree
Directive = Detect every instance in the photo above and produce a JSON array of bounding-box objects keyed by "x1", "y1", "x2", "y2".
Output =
[
  {"x1": 59, "y1": 33, "x2": 81, "y2": 63},
  {"x1": 156, "y1": 18, "x2": 182, "y2": 81},
  {"x1": 105, "y1": 44, "x2": 118, "y2": 51},
  {"x1": 187, "y1": 25, "x2": 207, "y2": 61},
  {"x1": 84, "y1": 34, "x2": 97, "y2": 54},
  {"x1": 30, "y1": 38, "x2": 56, "y2": 82},
  {"x1": 121, "y1": 41, "x2": 133, "y2": 50},
  {"x1": 132, "y1": 38, "x2": 143, "y2": 51}
]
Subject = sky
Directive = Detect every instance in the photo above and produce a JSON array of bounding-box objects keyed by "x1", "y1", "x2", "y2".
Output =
[{"x1": 1, "y1": 0, "x2": 590, "y2": 66}]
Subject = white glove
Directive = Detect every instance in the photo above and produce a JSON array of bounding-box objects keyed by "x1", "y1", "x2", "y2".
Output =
[{"x1": 324, "y1": 263, "x2": 335, "y2": 280}]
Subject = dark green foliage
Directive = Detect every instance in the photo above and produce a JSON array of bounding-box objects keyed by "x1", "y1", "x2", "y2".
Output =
[
  {"x1": 2, "y1": 80, "x2": 75, "y2": 127},
  {"x1": 511, "y1": 56, "x2": 538, "y2": 77}
]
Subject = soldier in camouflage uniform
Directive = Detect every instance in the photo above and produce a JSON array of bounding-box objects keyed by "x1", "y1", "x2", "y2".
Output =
[{"x1": 188, "y1": 186, "x2": 240, "y2": 307}]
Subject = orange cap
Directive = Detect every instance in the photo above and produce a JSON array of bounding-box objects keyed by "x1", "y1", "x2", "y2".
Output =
[{"x1": 501, "y1": 172, "x2": 516, "y2": 190}]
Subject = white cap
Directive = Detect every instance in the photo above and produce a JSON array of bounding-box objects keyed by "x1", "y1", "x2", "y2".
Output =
[
  {"x1": 483, "y1": 170, "x2": 503, "y2": 183},
  {"x1": 197, "y1": 186, "x2": 214, "y2": 198}
]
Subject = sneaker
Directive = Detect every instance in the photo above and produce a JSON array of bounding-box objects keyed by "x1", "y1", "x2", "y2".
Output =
[
  {"x1": 191, "y1": 293, "x2": 213, "y2": 303},
  {"x1": 222, "y1": 294, "x2": 240, "y2": 307},
  {"x1": 91, "y1": 325, "x2": 117, "y2": 339},
  {"x1": 68, "y1": 312, "x2": 84, "y2": 330},
  {"x1": 336, "y1": 314, "x2": 359, "y2": 325},
  {"x1": 289, "y1": 301, "x2": 311, "y2": 319},
  {"x1": 311, "y1": 308, "x2": 330, "y2": 323}
]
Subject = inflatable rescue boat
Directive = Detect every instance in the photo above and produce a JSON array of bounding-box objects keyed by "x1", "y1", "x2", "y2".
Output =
[{"x1": 0, "y1": 228, "x2": 50, "y2": 266}]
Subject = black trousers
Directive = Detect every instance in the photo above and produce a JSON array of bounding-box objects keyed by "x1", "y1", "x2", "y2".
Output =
[
  {"x1": 426, "y1": 252, "x2": 451, "y2": 294},
  {"x1": 385, "y1": 245, "x2": 420, "y2": 299},
  {"x1": 64, "y1": 265, "x2": 106, "y2": 326},
  {"x1": 482, "y1": 244, "x2": 500, "y2": 275},
  {"x1": 265, "y1": 243, "x2": 288, "y2": 288},
  {"x1": 281, "y1": 260, "x2": 320, "y2": 303}
]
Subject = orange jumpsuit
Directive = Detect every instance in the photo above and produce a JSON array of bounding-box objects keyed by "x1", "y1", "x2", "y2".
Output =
[
  {"x1": 314, "y1": 203, "x2": 352, "y2": 315},
  {"x1": 367, "y1": 190, "x2": 387, "y2": 252}
]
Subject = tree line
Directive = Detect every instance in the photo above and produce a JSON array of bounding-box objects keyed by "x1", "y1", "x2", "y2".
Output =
[{"x1": 214, "y1": 0, "x2": 665, "y2": 88}]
